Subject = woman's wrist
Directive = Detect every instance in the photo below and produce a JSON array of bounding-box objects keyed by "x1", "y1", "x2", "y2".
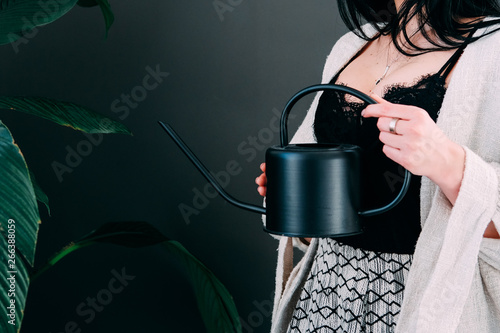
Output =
[
  {"x1": 299, "y1": 238, "x2": 311, "y2": 246},
  {"x1": 429, "y1": 140, "x2": 465, "y2": 205}
]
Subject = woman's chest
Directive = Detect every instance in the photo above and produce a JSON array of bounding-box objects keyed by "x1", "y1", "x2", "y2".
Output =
[{"x1": 335, "y1": 42, "x2": 458, "y2": 97}]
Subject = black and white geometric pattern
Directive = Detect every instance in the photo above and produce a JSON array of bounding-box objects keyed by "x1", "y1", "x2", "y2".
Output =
[{"x1": 287, "y1": 238, "x2": 413, "y2": 333}]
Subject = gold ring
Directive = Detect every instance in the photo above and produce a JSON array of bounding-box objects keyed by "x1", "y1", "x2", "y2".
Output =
[{"x1": 389, "y1": 117, "x2": 399, "y2": 134}]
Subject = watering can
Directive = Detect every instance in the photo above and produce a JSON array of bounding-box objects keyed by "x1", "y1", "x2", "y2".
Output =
[{"x1": 159, "y1": 84, "x2": 411, "y2": 238}]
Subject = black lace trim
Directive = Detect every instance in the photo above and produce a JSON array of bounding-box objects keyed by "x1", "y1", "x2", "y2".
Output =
[
  {"x1": 312, "y1": 72, "x2": 446, "y2": 254},
  {"x1": 313, "y1": 72, "x2": 445, "y2": 145}
]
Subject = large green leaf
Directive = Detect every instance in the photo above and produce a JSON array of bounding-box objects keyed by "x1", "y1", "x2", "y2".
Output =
[
  {"x1": 0, "y1": 120, "x2": 40, "y2": 333},
  {"x1": 0, "y1": 0, "x2": 79, "y2": 45},
  {"x1": 163, "y1": 240, "x2": 242, "y2": 333},
  {"x1": 0, "y1": 0, "x2": 116, "y2": 45},
  {"x1": 31, "y1": 221, "x2": 242, "y2": 333},
  {"x1": 0, "y1": 96, "x2": 131, "y2": 134}
]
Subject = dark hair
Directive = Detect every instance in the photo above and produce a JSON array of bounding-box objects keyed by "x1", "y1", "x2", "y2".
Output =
[{"x1": 337, "y1": 0, "x2": 500, "y2": 54}]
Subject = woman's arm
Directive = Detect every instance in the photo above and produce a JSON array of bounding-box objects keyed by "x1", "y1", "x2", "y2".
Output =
[
  {"x1": 432, "y1": 140, "x2": 499, "y2": 238},
  {"x1": 433, "y1": 141, "x2": 500, "y2": 238},
  {"x1": 362, "y1": 93, "x2": 500, "y2": 239}
]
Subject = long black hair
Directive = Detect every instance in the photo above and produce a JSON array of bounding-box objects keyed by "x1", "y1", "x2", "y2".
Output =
[{"x1": 338, "y1": 0, "x2": 500, "y2": 54}]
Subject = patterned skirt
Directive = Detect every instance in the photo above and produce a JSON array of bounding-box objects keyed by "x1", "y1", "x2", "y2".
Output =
[{"x1": 287, "y1": 238, "x2": 413, "y2": 333}]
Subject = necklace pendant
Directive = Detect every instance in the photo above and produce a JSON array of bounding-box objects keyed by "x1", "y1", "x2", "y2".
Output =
[{"x1": 374, "y1": 65, "x2": 390, "y2": 87}]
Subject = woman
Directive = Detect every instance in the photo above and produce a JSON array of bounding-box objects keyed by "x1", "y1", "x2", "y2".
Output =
[{"x1": 256, "y1": 0, "x2": 500, "y2": 332}]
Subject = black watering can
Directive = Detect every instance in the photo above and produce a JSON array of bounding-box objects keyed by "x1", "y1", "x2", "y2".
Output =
[{"x1": 159, "y1": 84, "x2": 411, "y2": 238}]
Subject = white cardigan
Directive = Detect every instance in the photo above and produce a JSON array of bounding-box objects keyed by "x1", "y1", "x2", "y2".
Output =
[{"x1": 271, "y1": 21, "x2": 500, "y2": 333}]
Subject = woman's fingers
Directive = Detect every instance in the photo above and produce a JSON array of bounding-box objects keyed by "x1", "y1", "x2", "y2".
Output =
[
  {"x1": 377, "y1": 117, "x2": 408, "y2": 135},
  {"x1": 368, "y1": 93, "x2": 388, "y2": 104},
  {"x1": 255, "y1": 173, "x2": 267, "y2": 186},
  {"x1": 256, "y1": 163, "x2": 267, "y2": 197},
  {"x1": 256, "y1": 173, "x2": 267, "y2": 197},
  {"x1": 257, "y1": 186, "x2": 266, "y2": 197},
  {"x1": 362, "y1": 93, "x2": 414, "y2": 120}
]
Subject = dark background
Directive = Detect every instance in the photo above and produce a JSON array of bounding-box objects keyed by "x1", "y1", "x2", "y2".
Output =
[{"x1": 0, "y1": 1, "x2": 347, "y2": 332}]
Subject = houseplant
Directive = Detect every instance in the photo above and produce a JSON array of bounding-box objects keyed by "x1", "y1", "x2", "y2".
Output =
[{"x1": 0, "y1": 1, "x2": 242, "y2": 332}]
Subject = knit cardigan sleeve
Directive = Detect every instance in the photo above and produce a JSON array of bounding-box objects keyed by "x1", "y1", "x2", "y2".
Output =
[{"x1": 395, "y1": 24, "x2": 500, "y2": 332}]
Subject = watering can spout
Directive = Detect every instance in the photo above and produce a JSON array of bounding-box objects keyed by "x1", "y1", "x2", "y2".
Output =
[{"x1": 159, "y1": 121, "x2": 266, "y2": 215}]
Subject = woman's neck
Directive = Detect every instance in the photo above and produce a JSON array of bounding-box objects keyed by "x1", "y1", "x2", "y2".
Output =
[{"x1": 394, "y1": 0, "x2": 404, "y2": 12}]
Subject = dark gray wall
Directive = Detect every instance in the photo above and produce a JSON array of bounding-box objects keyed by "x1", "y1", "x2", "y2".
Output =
[{"x1": 0, "y1": 1, "x2": 347, "y2": 332}]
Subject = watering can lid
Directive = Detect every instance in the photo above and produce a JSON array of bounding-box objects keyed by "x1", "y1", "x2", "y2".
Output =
[{"x1": 273, "y1": 143, "x2": 361, "y2": 151}]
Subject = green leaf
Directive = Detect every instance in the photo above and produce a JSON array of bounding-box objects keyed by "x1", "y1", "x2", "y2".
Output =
[
  {"x1": 0, "y1": 121, "x2": 40, "y2": 265},
  {"x1": 29, "y1": 171, "x2": 50, "y2": 215},
  {"x1": 78, "y1": 221, "x2": 169, "y2": 247},
  {"x1": 32, "y1": 221, "x2": 242, "y2": 333},
  {"x1": 77, "y1": 0, "x2": 114, "y2": 37},
  {"x1": 163, "y1": 241, "x2": 242, "y2": 333},
  {"x1": 0, "y1": 96, "x2": 131, "y2": 135},
  {"x1": 0, "y1": 0, "x2": 79, "y2": 45},
  {"x1": 95, "y1": 0, "x2": 114, "y2": 37},
  {"x1": 0, "y1": 120, "x2": 41, "y2": 333}
]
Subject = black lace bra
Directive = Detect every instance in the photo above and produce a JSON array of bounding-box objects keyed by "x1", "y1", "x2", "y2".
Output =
[{"x1": 313, "y1": 41, "x2": 469, "y2": 254}]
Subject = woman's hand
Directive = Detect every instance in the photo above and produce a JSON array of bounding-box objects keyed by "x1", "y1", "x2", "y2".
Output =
[
  {"x1": 255, "y1": 163, "x2": 267, "y2": 197},
  {"x1": 361, "y1": 93, "x2": 465, "y2": 205},
  {"x1": 362, "y1": 94, "x2": 499, "y2": 239}
]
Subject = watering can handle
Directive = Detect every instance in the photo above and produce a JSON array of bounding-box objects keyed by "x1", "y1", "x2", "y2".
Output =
[
  {"x1": 280, "y1": 84, "x2": 377, "y2": 146},
  {"x1": 279, "y1": 84, "x2": 411, "y2": 217}
]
